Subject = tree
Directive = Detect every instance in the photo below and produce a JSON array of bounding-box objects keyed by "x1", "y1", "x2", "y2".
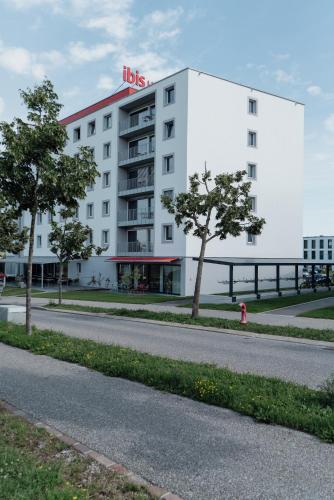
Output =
[
  {"x1": 0, "y1": 80, "x2": 99, "y2": 334},
  {"x1": 48, "y1": 208, "x2": 103, "y2": 304},
  {"x1": 161, "y1": 167, "x2": 265, "y2": 318},
  {"x1": 0, "y1": 198, "x2": 28, "y2": 256}
]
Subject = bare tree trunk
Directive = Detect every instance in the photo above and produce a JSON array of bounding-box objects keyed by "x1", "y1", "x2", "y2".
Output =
[
  {"x1": 58, "y1": 261, "x2": 63, "y2": 305},
  {"x1": 26, "y1": 209, "x2": 37, "y2": 335},
  {"x1": 192, "y1": 236, "x2": 207, "y2": 319}
]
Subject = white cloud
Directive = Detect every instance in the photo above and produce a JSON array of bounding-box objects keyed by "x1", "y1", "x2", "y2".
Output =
[
  {"x1": 325, "y1": 114, "x2": 334, "y2": 134},
  {"x1": 307, "y1": 85, "x2": 322, "y2": 96},
  {"x1": 0, "y1": 42, "x2": 44, "y2": 79},
  {"x1": 97, "y1": 75, "x2": 114, "y2": 91},
  {"x1": 274, "y1": 69, "x2": 295, "y2": 84},
  {"x1": 0, "y1": 97, "x2": 5, "y2": 117},
  {"x1": 148, "y1": 7, "x2": 184, "y2": 25},
  {"x1": 8, "y1": 0, "x2": 62, "y2": 12},
  {"x1": 68, "y1": 42, "x2": 116, "y2": 63},
  {"x1": 272, "y1": 52, "x2": 290, "y2": 61},
  {"x1": 63, "y1": 86, "x2": 81, "y2": 98}
]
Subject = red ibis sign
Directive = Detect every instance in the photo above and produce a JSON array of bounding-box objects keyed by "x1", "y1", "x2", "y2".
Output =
[{"x1": 123, "y1": 66, "x2": 152, "y2": 88}]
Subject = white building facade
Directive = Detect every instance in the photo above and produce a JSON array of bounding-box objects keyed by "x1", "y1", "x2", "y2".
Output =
[{"x1": 13, "y1": 68, "x2": 304, "y2": 295}]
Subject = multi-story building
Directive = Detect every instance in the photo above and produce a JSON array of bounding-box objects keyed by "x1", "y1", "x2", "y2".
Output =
[
  {"x1": 8, "y1": 68, "x2": 304, "y2": 295},
  {"x1": 303, "y1": 236, "x2": 333, "y2": 261}
]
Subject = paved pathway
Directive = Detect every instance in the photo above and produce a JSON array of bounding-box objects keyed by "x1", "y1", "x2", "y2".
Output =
[
  {"x1": 22, "y1": 308, "x2": 334, "y2": 388},
  {"x1": 1, "y1": 344, "x2": 334, "y2": 500},
  {"x1": 2, "y1": 295, "x2": 334, "y2": 330},
  {"x1": 265, "y1": 296, "x2": 334, "y2": 316}
]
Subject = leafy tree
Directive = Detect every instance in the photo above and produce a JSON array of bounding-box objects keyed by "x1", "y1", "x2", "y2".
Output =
[
  {"x1": 48, "y1": 208, "x2": 103, "y2": 304},
  {"x1": 0, "y1": 80, "x2": 99, "y2": 334},
  {"x1": 0, "y1": 198, "x2": 28, "y2": 257},
  {"x1": 161, "y1": 167, "x2": 265, "y2": 318}
]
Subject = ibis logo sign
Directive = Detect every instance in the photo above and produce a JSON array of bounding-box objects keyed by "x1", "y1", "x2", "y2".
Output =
[{"x1": 123, "y1": 66, "x2": 152, "y2": 88}]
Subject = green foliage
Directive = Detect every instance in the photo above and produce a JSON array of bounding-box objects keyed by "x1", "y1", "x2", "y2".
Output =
[
  {"x1": 48, "y1": 208, "x2": 103, "y2": 264},
  {"x1": 320, "y1": 373, "x2": 334, "y2": 406},
  {"x1": 0, "y1": 322, "x2": 333, "y2": 442},
  {"x1": 161, "y1": 168, "x2": 265, "y2": 241},
  {"x1": 0, "y1": 198, "x2": 28, "y2": 255}
]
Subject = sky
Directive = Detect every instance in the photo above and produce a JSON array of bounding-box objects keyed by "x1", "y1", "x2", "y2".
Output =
[{"x1": 0, "y1": 0, "x2": 333, "y2": 236}]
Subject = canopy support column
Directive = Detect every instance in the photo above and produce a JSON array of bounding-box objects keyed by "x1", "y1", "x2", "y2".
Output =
[
  {"x1": 276, "y1": 265, "x2": 282, "y2": 296},
  {"x1": 254, "y1": 265, "x2": 260, "y2": 299},
  {"x1": 295, "y1": 265, "x2": 300, "y2": 294},
  {"x1": 229, "y1": 265, "x2": 236, "y2": 302}
]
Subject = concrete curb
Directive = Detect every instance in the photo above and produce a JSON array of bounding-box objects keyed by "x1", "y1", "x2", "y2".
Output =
[
  {"x1": 0, "y1": 399, "x2": 182, "y2": 500},
  {"x1": 38, "y1": 305, "x2": 334, "y2": 349}
]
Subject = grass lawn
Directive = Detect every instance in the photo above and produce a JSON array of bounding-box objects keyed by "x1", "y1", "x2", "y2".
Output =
[
  {"x1": 33, "y1": 290, "x2": 183, "y2": 304},
  {"x1": 0, "y1": 321, "x2": 333, "y2": 443},
  {"x1": 0, "y1": 403, "x2": 152, "y2": 499},
  {"x1": 299, "y1": 307, "x2": 334, "y2": 320},
  {"x1": 1, "y1": 287, "x2": 38, "y2": 297},
  {"x1": 181, "y1": 290, "x2": 334, "y2": 313},
  {"x1": 47, "y1": 303, "x2": 334, "y2": 343}
]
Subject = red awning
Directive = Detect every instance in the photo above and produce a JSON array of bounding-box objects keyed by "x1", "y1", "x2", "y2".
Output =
[{"x1": 108, "y1": 257, "x2": 179, "y2": 263}]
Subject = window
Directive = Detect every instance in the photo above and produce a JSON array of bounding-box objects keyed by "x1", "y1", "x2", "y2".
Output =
[
  {"x1": 103, "y1": 142, "x2": 111, "y2": 159},
  {"x1": 87, "y1": 182, "x2": 94, "y2": 192},
  {"x1": 247, "y1": 163, "x2": 257, "y2": 180},
  {"x1": 248, "y1": 98, "x2": 257, "y2": 115},
  {"x1": 249, "y1": 196, "x2": 256, "y2": 212},
  {"x1": 304, "y1": 251, "x2": 308, "y2": 259},
  {"x1": 328, "y1": 239, "x2": 332, "y2": 249},
  {"x1": 77, "y1": 262, "x2": 82, "y2": 273},
  {"x1": 73, "y1": 206, "x2": 79, "y2": 220},
  {"x1": 73, "y1": 127, "x2": 81, "y2": 142},
  {"x1": 87, "y1": 229, "x2": 93, "y2": 245},
  {"x1": 164, "y1": 85, "x2": 175, "y2": 105},
  {"x1": 102, "y1": 200, "x2": 110, "y2": 217},
  {"x1": 164, "y1": 119, "x2": 175, "y2": 139},
  {"x1": 320, "y1": 250, "x2": 324, "y2": 260},
  {"x1": 304, "y1": 240, "x2": 308, "y2": 249},
  {"x1": 36, "y1": 235, "x2": 42, "y2": 248},
  {"x1": 311, "y1": 250, "x2": 316, "y2": 259},
  {"x1": 247, "y1": 232, "x2": 256, "y2": 245},
  {"x1": 320, "y1": 239, "x2": 324, "y2": 249},
  {"x1": 47, "y1": 234, "x2": 51, "y2": 248},
  {"x1": 311, "y1": 239, "x2": 316, "y2": 249},
  {"x1": 329, "y1": 251, "x2": 333, "y2": 260},
  {"x1": 248, "y1": 130, "x2": 257, "y2": 147},
  {"x1": 87, "y1": 120, "x2": 96, "y2": 136},
  {"x1": 163, "y1": 154, "x2": 174, "y2": 174},
  {"x1": 36, "y1": 212, "x2": 42, "y2": 225},
  {"x1": 162, "y1": 189, "x2": 174, "y2": 203},
  {"x1": 89, "y1": 147, "x2": 95, "y2": 159},
  {"x1": 102, "y1": 230, "x2": 110, "y2": 247},
  {"x1": 102, "y1": 171, "x2": 111, "y2": 188},
  {"x1": 86, "y1": 203, "x2": 94, "y2": 219},
  {"x1": 162, "y1": 224, "x2": 173, "y2": 242},
  {"x1": 103, "y1": 113, "x2": 112, "y2": 130},
  {"x1": 48, "y1": 211, "x2": 53, "y2": 223}
]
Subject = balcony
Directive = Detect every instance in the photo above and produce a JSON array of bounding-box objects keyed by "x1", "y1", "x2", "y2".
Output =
[
  {"x1": 118, "y1": 209, "x2": 154, "y2": 227},
  {"x1": 118, "y1": 175, "x2": 154, "y2": 197},
  {"x1": 118, "y1": 143, "x2": 155, "y2": 167},
  {"x1": 119, "y1": 114, "x2": 155, "y2": 139},
  {"x1": 117, "y1": 241, "x2": 154, "y2": 256}
]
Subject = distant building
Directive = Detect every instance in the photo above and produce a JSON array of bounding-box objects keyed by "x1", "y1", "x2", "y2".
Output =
[{"x1": 303, "y1": 236, "x2": 333, "y2": 261}]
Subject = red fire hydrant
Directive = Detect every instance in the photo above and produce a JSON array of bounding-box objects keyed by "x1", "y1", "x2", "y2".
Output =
[{"x1": 240, "y1": 302, "x2": 247, "y2": 325}]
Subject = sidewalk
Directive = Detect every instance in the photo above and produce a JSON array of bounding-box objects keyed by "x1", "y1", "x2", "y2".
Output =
[
  {"x1": 1, "y1": 343, "x2": 334, "y2": 500},
  {"x1": 2, "y1": 295, "x2": 334, "y2": 330}
]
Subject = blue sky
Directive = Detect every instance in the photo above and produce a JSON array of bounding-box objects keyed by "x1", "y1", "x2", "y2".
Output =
[{"x1": 0, "y1": 0, "x2": 333, "y2": 235}]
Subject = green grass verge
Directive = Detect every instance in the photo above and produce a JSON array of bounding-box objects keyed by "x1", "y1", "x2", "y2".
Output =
[
  {"x1": 32, "y1": 290, "x2": 183, "y2": 304},
  {"x1": 181, "y1": 290, "x2": 334, "y2": 313},
  {"x1": 299, "y1": 307, "x2": 334, "y2": 320},
  {"x1": 0, "y1": 403, "x2": 152, "y2": 499},
  {"x1": 47, "y1": 303, "x2": 334, "y2": 342},
  {"x1": 0, "y1": 321, "x2": 333, "y2": 443},
  {"x1": 2, "y1": 287, "x2": 39, "y2": 297},
  {"x1": 215, "y1": 287, "x2": 295, "y2": 296}
]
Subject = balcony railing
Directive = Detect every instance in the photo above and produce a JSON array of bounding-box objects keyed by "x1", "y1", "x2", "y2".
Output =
[
  {"x1": 117, "y1": 241, "x2": 154, "y2": 254},
  {"x1": 118, "y1": 175, "x2": 154, "y2": 194},
  {"x1": 119, "y1": 113, "x2": 155, "y2": 133},
  {"x1": 118, "y1": 209, "x2": 154, "y2": 226},
  {"x1": 118, "y1": 143, "x2": 155, "y2": 164}
]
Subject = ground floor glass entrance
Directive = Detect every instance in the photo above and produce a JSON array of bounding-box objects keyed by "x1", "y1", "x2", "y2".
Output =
[{"x1": 117, "y1": 263, "x2": 180, "y2": 295}]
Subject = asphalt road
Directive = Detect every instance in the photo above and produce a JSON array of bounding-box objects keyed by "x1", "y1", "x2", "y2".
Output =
[
  {"x1": 1, "y1": 344, "x2": 334, "y2": 500},
  {"x1": 30, "y1": 308, "x2": 334, "y2": 389}
]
